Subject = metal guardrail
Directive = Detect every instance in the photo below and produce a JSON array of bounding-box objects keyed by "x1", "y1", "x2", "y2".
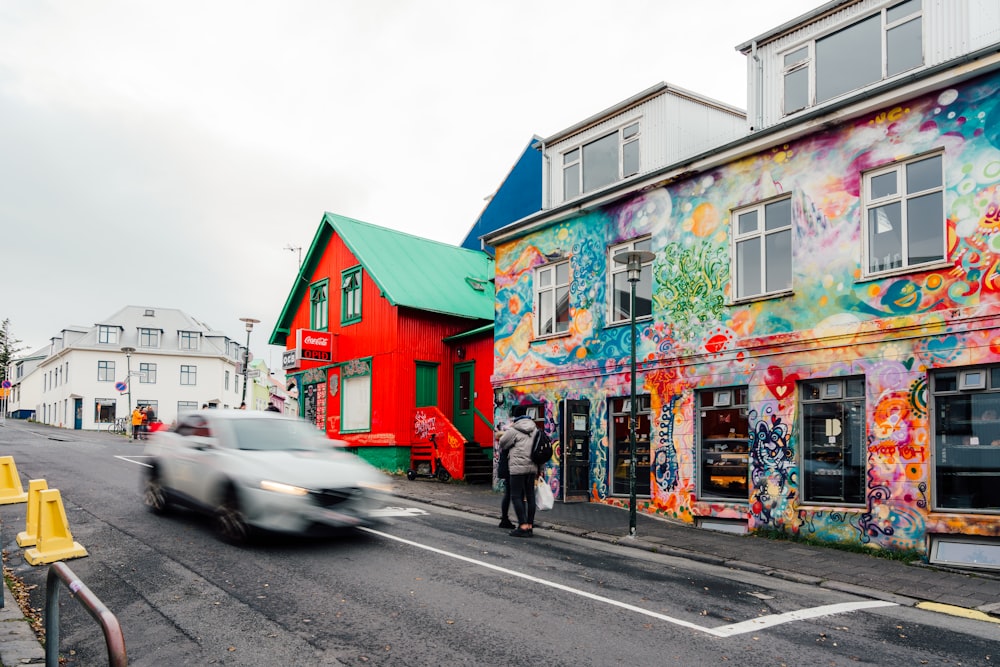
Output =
[{"x1": 45, "y1": 562, "x2": 127, "y2": 667}]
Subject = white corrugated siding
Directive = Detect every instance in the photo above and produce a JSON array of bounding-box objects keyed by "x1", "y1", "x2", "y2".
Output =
[
  {"x1": 747, "y1": 0, "x2": 999, "y2": 130},
  {"x1": 544, "y1": 91, "x2": 745, "y2": 207}
]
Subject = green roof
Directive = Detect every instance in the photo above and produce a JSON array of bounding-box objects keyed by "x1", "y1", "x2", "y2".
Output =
[{"x1": 270, "y1": 212, "x2": 495, "y2": 345}]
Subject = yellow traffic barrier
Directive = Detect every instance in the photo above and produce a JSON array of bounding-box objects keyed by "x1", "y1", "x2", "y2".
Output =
[
  {"x1": 24, "y1": 489, "x2": 88, "y2": 565},
  {"x1": 0, "y1": 456, "x2": 28, "y2": 504},
  {"x1": 16, "y1": 479, "x2": 49, "y2": 547}
]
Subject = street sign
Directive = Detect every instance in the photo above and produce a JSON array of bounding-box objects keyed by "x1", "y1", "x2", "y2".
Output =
[
  {"x1": 247, "y1": 370, "x2": 261, "y2": 379},
  {"x1": 1, "y1": 380, "x2": 10, "y2": 389},
  {"x1": 115, "y1": 382, "x2": 128, "y2": 392}
]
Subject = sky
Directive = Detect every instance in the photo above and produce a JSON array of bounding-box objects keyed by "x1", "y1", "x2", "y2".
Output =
[{"x1": 0, "y1": 0, "x2": 820, "y2": 368}]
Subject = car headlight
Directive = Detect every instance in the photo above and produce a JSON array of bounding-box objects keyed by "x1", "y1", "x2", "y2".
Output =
[
  {"x1": 260, "y1": 480, "x2": 309, "y2": 496},
  {"x1": 357, "y1": 480, "x2": 393, "y2": 494}
]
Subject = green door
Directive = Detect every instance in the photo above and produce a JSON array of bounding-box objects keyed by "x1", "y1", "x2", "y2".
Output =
[
  {"x1": 415, "y1": 362, "x2": 439, "y2": 408},
  {"x1": 453, "y1": 362, "x2": 475, "y2": 441}
]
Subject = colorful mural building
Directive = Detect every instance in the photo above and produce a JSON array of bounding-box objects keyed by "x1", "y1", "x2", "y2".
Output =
[
  {"x1": 269, "y1": 213, "x2": 497, "y2": 482},
  {"x1": 484, "y1": 0, "x2": 1000, "y2": 567}
]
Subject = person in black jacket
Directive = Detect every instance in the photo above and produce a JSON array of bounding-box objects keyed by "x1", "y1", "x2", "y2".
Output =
[
  {"x1": 498, "y1": 405, "x2": 538, "y2": 537},
  {"x1": 495, "y1": 424, "x2": 515, "y2": 529}
]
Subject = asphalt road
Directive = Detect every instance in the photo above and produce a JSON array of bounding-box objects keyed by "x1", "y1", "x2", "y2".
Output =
[{"x1": 1, "y1": 420, "x2": 997, "y2": 666}]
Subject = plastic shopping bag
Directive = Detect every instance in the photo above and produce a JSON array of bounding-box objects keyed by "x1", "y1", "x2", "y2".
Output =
[{"x1": 535, "y1": 477, "x2": 554, "y2": 511}]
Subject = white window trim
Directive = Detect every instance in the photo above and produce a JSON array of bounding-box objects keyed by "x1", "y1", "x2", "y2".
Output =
[
  {"x1": 560, "y1": 119, "x2": 642, "y2": 202},
  {"x1": 534, "y1": 259, "x2": 571, "y2": 339},
  {"x1": 731, "y1": 195, "x2": 793, "y2": 301},
  {"x1": 861, "y1": 151, "x2": 945, "y2": 278},
  {"x1": 608, "y1": 238, "x2": 653, "y2": 326},
  {"x1": 778, "y1": 1, "x2": 923, "y2": 116}
]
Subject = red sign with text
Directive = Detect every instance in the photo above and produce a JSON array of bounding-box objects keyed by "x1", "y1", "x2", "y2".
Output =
[{"x1": 297, "y1": 329, "x2": 333, "y2": 363}]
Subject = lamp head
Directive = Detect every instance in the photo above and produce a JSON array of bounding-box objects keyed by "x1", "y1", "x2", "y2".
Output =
[{"x1": 612, "y1": 250, "x2": 655, "y2": 283}]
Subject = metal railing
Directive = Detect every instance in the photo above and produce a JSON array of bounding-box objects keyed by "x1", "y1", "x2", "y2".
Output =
[{"x1": 45, "y1": 562, "x2": 127, "y2": 667}]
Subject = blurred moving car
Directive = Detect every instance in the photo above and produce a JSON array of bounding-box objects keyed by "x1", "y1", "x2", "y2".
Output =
[{"x1": 142, "y1": 410, "x2": 393, "y2": 544}]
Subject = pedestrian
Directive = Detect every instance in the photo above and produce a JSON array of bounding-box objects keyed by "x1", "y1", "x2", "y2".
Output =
[
  {"x1": 130, "y1": 406, "x2": 143, "y2": 441},
  {"x1": 495, "y1": 423, "x2": 515, "y2": 529},
  {"x1": 140, "y1": 406, "x2": 149, "y2": 440},
  {"x1": 498, "y1": 404, "x2": 538, "y2": 537},
  {"x1": 145, "y1": 404, "x2": 157, "y2": 434},
  {"x1": 239, "y1": 402, "x2": 247, "y2": 410}
]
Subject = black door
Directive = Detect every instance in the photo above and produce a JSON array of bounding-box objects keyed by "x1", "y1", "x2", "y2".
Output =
[{"x1": 562, "y1": 399, "x2": 591, "y2": 501}]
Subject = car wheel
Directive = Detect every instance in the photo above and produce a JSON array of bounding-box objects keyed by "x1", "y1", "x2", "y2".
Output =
[
  {"x1": 215, "y1": 489, "x2": 251, "y2": 545},
  {"x1": 144, "y1": 470, "x2": 170, "y2": 515}
]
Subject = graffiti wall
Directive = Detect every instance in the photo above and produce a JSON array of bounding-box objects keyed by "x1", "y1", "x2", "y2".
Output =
[{"x1": 493, "y1": 70, "x2": 1000, "y2": 552}]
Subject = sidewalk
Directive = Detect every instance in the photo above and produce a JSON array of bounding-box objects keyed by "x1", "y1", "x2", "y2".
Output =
[
  {"x1": 390, "y1": 477, "x2": 1000, "y2": 620},
  {"x1": 0, "y1": 574, "x2": 44, "y2": 666}
]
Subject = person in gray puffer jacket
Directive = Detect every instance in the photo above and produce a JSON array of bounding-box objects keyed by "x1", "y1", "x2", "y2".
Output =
[{"x1": 498, "y1": 405, "x2": 539, "y2": 537}]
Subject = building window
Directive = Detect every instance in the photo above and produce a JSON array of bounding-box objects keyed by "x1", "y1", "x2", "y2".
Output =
[
  {"x1": 139, "y1": 363, "x2": 157, "y2": 384},
  {"x1": 864, "y1": 153, "x2": 944, "y2": 275},
  {"x1": 139, "y1": 328, "x2": 160, "y2": 348},
  {"x1": 609, "y1": 238, "x2": 653, "y2": 324},
  {"x1": 95, "y1": 399, "x2": 116, "y2": 424},
  {"x1": 178, "y1": 401, "x2": 198, "y2": 415},
  {"x1": 225, "y1": 370, "x2": 230, "y2": 391},
  {"x1": 782, "y1": 0, "x2": 922, "y2": 115},
  {"x1": 341, "y1": 361, "x2": 372, "y2": 432},
  {"x1": 800, "y1": 378, "x2": 866, "y2": 505},
  {"x1": 562, "y1": 121, "x2": 641, "y2": 201},
  {"x1": 341, "y1": 269, "x2": 363, "y2": 325},
  {"x1": 609, "y1": 395, "x2": 652, "y2": 497},
  {"x1": 535, "y1": 260, "x2": 570, "y2": 337},
  {"x1": 98, "y1": 325, "x2": 118, "y2": 345},
  {"x1": 97, "y1": 360, "x2": 115, "y2": 382},
  {"x1": 733, "y1": 197, "x2": 793, "y2": 299},
  {"x1": 178, "y1": 331, "x2": 199, "y2": 350},
  {"x1": 933, "y1": 367, "x2": 1000, "y2": 512},
  {"x1": 698, "y1": 387, "x2": 750, "y2": 501},
  {"x1": 180, "y1": 365, "x2": 197, "y2": 386},
  {"x1": 310, "y1": 279, "x2": 329, "y2": 330}
]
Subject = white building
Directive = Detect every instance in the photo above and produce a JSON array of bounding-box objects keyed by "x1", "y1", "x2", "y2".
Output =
[{"x1": 5, "y1": 306, "x2": 248, "y2": 430}]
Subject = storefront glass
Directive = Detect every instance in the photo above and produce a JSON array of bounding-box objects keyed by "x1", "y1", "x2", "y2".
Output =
[
  {"x1": 698, "y1": 387, "x2": 749, "y2": 501},
  {"x1": 800, "y1": 378, "x2": 866, "y2": 505},
  {"x1": 609, "y1": 395, "x2": 651, "y2": 496}
]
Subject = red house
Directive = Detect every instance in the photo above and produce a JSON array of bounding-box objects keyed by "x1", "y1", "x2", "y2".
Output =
[{"x1": 269, "y1": 212, "x2": 496, "y2": 481}]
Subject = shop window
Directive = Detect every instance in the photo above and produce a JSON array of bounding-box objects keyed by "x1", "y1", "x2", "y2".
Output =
[
  {"x1": 609, "y1": 395, "x2": 651, "y2": 497},
  {"x1": 94, "y1": 399, "x2": 116, "y2": 424},
  {"x1": 800, "y1": 378, "x2": 866, "y2": 505},
  {"x1": 933, "y1": 367, "x2": 1000, "y2": 512},
  {"x1": 341, "y1": 359, "x2": 372, "y2": 433},
  {"x1": 698, "y1": 387, "x2": 749, "y2": 501}
]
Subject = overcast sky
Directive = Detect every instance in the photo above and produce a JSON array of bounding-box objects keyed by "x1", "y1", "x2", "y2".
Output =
[{"x1": 1, "y1": 0, "x2": 819, "y2": 368}]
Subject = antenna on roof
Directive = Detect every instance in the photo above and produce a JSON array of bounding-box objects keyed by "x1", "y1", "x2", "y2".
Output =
[{"x1": 284, "y1": 244, "x2": 302, "y2": 268}]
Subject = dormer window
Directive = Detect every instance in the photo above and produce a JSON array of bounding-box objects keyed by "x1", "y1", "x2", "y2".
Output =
[
  {"x1": 178, "y1": 331, "x2": 200, "y2": 350},
  {"x1": 139, "y1": 328, "x2": 160, "y2": 348},
  {"x1": 98, "y1": 325, "x2": 118, "y2": 345},
  {"x1": 562, "y1": 121, "x2": 641, "y2": 201},
  {"x1": 782, "y1": 0, "x2": 922, "y2": 115}
]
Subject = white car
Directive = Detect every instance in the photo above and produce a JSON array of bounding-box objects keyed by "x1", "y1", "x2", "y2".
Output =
[{"x1": 142, "y1": 410, "x2": 393, "y2": 544}]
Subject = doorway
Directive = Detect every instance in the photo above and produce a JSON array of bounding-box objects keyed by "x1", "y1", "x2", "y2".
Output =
[
  {"x1": 453, "y1": 362, "x2": 474, "y2": 442},
  {"x1": 562, "y1": 399, "x2": 591, "y2": 501},
  {"x1": 74, "y1": 398, "x2": 82, "y2": 430}
]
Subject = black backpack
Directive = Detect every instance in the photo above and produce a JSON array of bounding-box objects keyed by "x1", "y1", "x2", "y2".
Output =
[{"x1": 530, "y1": 429, "x2": 553, "y2": 465}]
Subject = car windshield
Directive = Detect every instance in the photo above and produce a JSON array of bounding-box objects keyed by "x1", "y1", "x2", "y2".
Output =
[{"x1": 230, "y1": 418, "x2": 330, "y2": 452}]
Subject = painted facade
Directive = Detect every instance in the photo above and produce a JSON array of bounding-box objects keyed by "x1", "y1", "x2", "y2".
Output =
[{"x1": 489, "y1": 64, "x2": 1000, "y2": 557}]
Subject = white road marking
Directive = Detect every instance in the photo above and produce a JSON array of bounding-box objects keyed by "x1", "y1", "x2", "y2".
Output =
[
  {"x1": 361, "y1": 527, "x2": 896, "y2": 637},
  {"x1": 116, "y1": 455, "x2": 152, "y2": 467}
]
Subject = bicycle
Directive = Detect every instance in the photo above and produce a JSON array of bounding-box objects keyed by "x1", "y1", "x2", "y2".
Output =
[{"x1": 107, "y1": 417, "x2": 129, "y2": 435}]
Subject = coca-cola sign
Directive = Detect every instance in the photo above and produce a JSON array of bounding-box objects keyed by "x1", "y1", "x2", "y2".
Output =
[{"x1": 297, "y1": 328, "x2": 332, "y2": 362}]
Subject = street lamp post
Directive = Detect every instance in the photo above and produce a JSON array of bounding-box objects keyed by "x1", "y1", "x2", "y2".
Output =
[
  {"x1": 612, "y1": 250, "x2": 655, "y2": 537},
  {"x1": 239, "y1": 318, "x2": 260, "y2": 407},
  {"x1": 121, "y1": 346, "x2": 136, "y2": 440}
]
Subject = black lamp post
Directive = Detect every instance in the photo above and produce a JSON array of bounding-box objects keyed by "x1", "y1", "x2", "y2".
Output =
[
  {"x1": 239, "y1": 317, "x2": 260, "y2": 407},
  {"x1": 121, "y1": 346, "x2": 135, "y2": 439},
  {"x1": 612, "y1": 250, "x2": 654, "y2": 537}
]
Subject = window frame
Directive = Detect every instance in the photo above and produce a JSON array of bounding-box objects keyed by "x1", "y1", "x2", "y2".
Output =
[
  {"x1": 139, "y1": 362, "x2": 157, "y2": 384},
  {"x1": 779, "y1": 0, "x2": 923, "y2": 116},
  {"x1": 732, "y1": 195, "x2": 793, "y2": 301},
  {"x1": 97, "y1": 360, "x2": 115, "y2": 383},
  {"x1": 799, "y1": 377, "x2": 867, "y2": 506},
  {"x1": 341, "y1": 268, "x2": 363, "y2": 325},
  {"x1": 697, "y1": 387, "x2": 750, "y2": 502},
  {"x1": 534, "y1": 259, "x2": 571, "y2": 338},
  {"x1": 308, "y1": 278, "x2": 329, "y2": 330},
  {"x1": 180, "y1": 365, "x2": 197, "y2": 386},
  {"x1": 139, "y1": 328, "x2": 160, "y2": 348},
  {"x1": 340, "y1": 358, "x2": 372, "y2": 433},
  {"x1": 97, "y1": 325, "x2": 119, "y2": 345},
  {"x1": 178, "y1": 331, "x2": 199, "y2": 351},
  {"x1": 561, "y1": 120, "x2": 641, "y2": 201},
  {"x1": 862, "y1": 151, "x2": 945, "y2": 278},
  {"x1": 608, "y1": 238, "x2": 653, "y2": 325}
]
